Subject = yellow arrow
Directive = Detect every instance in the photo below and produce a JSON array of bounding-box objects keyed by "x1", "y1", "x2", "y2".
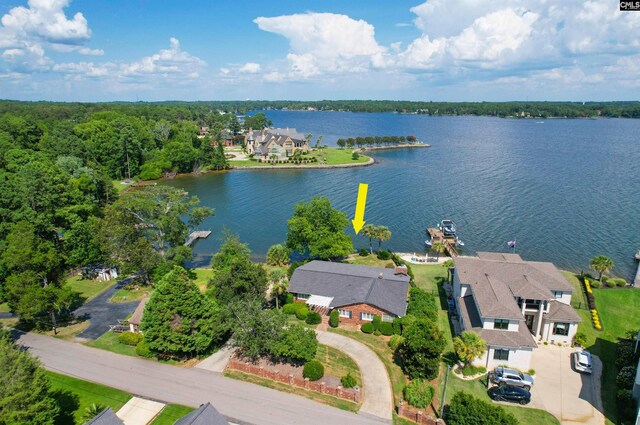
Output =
[{"x1": 352, "y1": 183, "x2": 368, "y2": 234}]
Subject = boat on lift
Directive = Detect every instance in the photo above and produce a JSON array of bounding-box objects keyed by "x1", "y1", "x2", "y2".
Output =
[{"x1": 438, "y1": 219, "x2": 457, "y2": 237}]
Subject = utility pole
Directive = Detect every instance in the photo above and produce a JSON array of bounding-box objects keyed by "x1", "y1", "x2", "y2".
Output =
[{"x1": 439, "y1": 365, "x2": 451, "y2": 418}]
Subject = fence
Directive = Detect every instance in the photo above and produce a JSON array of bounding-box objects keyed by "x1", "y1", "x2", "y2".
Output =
[
  {"x1": 397, "y1": 401, "x2": 445, "y2": 425},
  {"x1": 227, "y1": 357, "x2": 360, "y2": 403}
]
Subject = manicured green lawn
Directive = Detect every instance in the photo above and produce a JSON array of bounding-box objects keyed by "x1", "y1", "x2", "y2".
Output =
[
  {"x1": 328, "y1": 328, "x2": 406, "y2": 404},
  {"x1": 111, "y1": 285, "x2": 150, "y2": 303},
  {"x1": 85, "y1": 331, "x2": 138, "y2": 356},
  {"x1": 149, "y1": 405, "x2": 194, "y2": 425},
  {"x1": 66, "y1": 276, "x2": 114, "y2": 302},
  {"x1": 411, "y1": 264, "x2": 448, "y2": 292},
  {"x1": 346, "y1": 254, "x2": 394, "y2": 268},
  {"x1": 192, "y1": 267, "x2": 215, "y2": 292},
  {"x1": 47, "y1": 371, "x2": 131, "y2": 425},
  {"x1": 316, "y1": 344, "x2": 362, "y2": 388},
  {"x1": 309, "y1": 148, "x2": 370, "y2": 165}
]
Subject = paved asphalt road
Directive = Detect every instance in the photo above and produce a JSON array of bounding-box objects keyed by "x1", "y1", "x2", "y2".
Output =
[
  {"x1": 17, "y1": 333, "x2": 389, "y2": 425},
  {"x1": 73, "y1": 280, "x2": 139, "y2": 339}
]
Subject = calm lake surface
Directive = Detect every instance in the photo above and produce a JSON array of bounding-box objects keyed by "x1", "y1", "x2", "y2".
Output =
[{"x1": 164, "y1": 111, "x2": 640, "y2": 279}]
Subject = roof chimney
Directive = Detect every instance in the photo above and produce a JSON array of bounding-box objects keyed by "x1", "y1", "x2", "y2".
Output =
[
  {"x1": 378, "y1": 273, "x2": 384, "y2": 279},
  {"x1": 395, "y1": 264, "x2": 408, "y2": 276}
]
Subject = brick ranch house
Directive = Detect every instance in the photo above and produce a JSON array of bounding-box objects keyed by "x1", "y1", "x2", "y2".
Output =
[
  {"x1": 288, "y1": 261, "x2": 410, "y2": 325},
  {"x1": 452, "y1": 252, "x2": 582, "y2": 370}
]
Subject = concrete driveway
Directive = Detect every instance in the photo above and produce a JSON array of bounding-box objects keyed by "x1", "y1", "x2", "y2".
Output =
[
  {"x1": 529, "y1": 345, "x2": 605, "y2": 425},
  {"x1": 73, "y1": 279, "x2": 139, "y2": 339}
]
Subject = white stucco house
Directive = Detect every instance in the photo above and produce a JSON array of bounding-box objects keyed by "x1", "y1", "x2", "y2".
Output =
[{"x1": 452, "y1": 252, "x2": 582, "y2": 370}]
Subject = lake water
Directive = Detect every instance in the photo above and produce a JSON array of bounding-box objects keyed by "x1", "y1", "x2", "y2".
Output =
[{"x1": 164, "y1": 111, "x2": 640, "y2": 280}]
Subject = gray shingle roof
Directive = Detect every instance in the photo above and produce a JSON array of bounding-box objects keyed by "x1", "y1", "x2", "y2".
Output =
[
  {"x1": 84, "y1": 408, "x2": 124, "y2": 425},
  {"x1": 174, "y1": 403, "x2": 228, "y2": 425},
  {"x1": 546, "y1": 300, "x2": 582, "y2": 323},
  {"x1": 289, "y1": 261, "x2": 410, "y2": 317},
  {"x1": 458, "y1": 295, "x2": 537, "y2": 349}
]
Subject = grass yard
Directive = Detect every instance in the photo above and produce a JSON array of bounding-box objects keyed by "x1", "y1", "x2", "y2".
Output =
[
  {"x1": 85, "y1": 331, "x2": 138, "y2": 356},
  {"x1": 192, "y1": 267, "x2": 214, "y2": 292},
  {"x1": 47, "y1": 371, "x2": 132, "y2": 425},
  {"x1": 66, "y1": 275, "x2": 114, "y2": 302},
  {"x1": 149, "y1": 404, "x2": 194, "y2": 425},
  {"x1": 309, "y1": 148, "x2": 370, "y2": 165},
  {"x1": 328, "y1": 328, "x2": 406, "y2": 404},
  {"x1": 316, "y1": 344, "x2": 362, "y2": 388},
  {"x1": 565, "y1": 272, "x2": 640, "y2": 425},
  {"x1": 224, "y1": 370, "x2": 360, "y2": 412},
  {"x1": 111, "y1": 285, "x2": 151, "y2": 303},
  {"x1": 112, "y1": 180, "x2": 131, "y2": 193},
  {"x1": 346, "y1": 254, "x2": 395, "y2": 268}
]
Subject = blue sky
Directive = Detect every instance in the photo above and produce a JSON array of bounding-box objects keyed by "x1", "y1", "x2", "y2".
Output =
[{"x1": 0, "y1": 0, "x2": 638, "y2": 101}]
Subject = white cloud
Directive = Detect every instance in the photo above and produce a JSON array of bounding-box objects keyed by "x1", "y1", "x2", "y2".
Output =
[
  {"x1": 119, "y1": 38, "x2": 205, "y2": 79},
  {"x1": 254, "y1": 12, "x2": 389, "y2": 79},
  {"x1": 238, "y1": 62, "x2": 261, "y2": 74}
]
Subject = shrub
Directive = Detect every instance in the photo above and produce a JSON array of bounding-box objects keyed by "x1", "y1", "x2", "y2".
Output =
[
  {"x1": 397, "y1": 318, "x2": 445, "y2": 380},
  {"x1": 407, "y1": 287, "x2": 438, "y2": 322},
  {"x1": 135, "y1": 340, "x2": 153, "y2": 358},
  {"x1": 403, "y1": 380, "x2": 435, "y2": 408},
  {"x1": 527, "y1": 369, "x2": 536, "y2": 376},
  {"x1": 388, "y1": 335, "x2": 405, "y2": 350},
  {"x1": 589, "y1": 280, "x2": 601, "y2": 288},
  {"x1": 118, "y1": 331, "x2": 143, "y2": 346},
  {"x1": 361, "y1": 323, "x2": 374, "y2": 334},
  {"x1": 574, "y1": 332, "x2": 587, "y2": 347},
  {"x1": 446, "y1": 392, "x2": 518, "y2": 425},
  {"x1": 359, "y1": 248, "x2": 368, "y2": 256},
  {"x1": 285, "y1": 293, "x2": 294, "y2": 304},
  {"x1": 374, "y1": 330, "x2": 381, "y2": 336},
  {"x1": 611, "y1": 278, "x2": 627, "y2": 287},
  {"x1": 379, "y1": 321, "x2": 394, "y2": 336},
  {"x1": 377, "y1": 250, "x2": 391, "y2": 260},
  {"x1": 305, "y1": 312, "x2": 322, "y2": 325},
  {"x1": 329, "y1": 310, "x2": 340, "y2": 328},
  {"x1": 303, "y1": 360, "x2": 324, "y2": 381},
  {"x1": 385, "y1": 263, "x2": 395, "y2": 268},
  {"x1": 282, "y1": 303, "x2": 296, "y2": 315},
  {"x1": 392, "y1": 317, "x2": 402, "y2": 335},
  {"x1": 296, "y1": 307, "x2": 309, "y2": 321},
  {"x1": 341, "y1": 372, "x2": 357, "y2": 389},
  {"x1": 351, "y1": 152, "x2": 360, "y2": 160},
  {"x1": 605, "y1": 280, "x2": 617, "y2": 288},
  {"x1": 372, "y1": 315, "x2": 382, "y2": 331},
  {"x1": 617, "y1": 389, "x2": 634, "y2": 404},
  {"x1": 615, "y1": 339, "x2": 637, "y2": 368},
  {"x1": 270, "y1": 324, "x2": 318, "y2": 363},
  {"x1": 617, "y1": 366, "x2": 636, "y2": 389},
  {"x1": 460, "y1": 364, "x2": 486, "y2": 376}
]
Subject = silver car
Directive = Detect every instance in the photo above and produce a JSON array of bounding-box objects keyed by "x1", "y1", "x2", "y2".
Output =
[
  {"x1": 573, "y1": 350, "x2": 592, "y2": 374},
  {"x1": 490, "y1": 367, "x2": 535, "y2": 390}
]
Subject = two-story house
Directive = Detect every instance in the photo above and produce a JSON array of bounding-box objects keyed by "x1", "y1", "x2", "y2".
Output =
[
  {"x1": 453, "y1": 252, "x2": 582, "y2": 370},
  {"x1": 245, "y1": 128, "x2": 310, "y2": 159}
]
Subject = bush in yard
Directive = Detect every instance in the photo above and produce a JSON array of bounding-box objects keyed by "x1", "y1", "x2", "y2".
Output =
[
  {"x1": 135, "y1": 340, "x2": 153, "y2": 358},
  {"x1": 374, "y1": 330, "x2": 381, "y2": 336},
  {"x1": 446, "y1": 392, "x2": 518, "y2": 425},
  {"x1": 377, "y1": 250, "x2": 391, "y2": 260},
  {"x1": 589, "y1": 279, "x2": 601, "y2": 288},
  {"x1": 305, "y1": 312, "x2": 322, "y2": 325},
  {"x1": 303, "y1": 360, "x2": 324, "y2": 381},
  {"x1": 329, "y1": 310, "x2": 340, "y2": 328},
  {"x1": 403, "y1": 380, "x2": 435, "y2": 408},
  {"x1": 359, "y1": 248, "x2": 368, "y2": 256},
  {"x1": 270, "y1": 324, "x2": 318, "y2": 363},
  {"x1": 616, "y1": 366, "x2": 636, "y2": 389},
  {"x1": 361, "y1": 323, "x2": 374, "y2": 334},
  {"x1": 282, "y1": 303, "x2": 296, "y2": 314},
  {"x1": 372, "y1": 315, "x2": 382, "y2": 331},
  {"x1": 611, "y1": 278, "x2": 627, "y2": 287},
  {"x1": 285, "y1": 293, "x2": 294, "y2": 304},
  {"x1": 295, "y1": 306, "x2": 309, "y2": 321},
  {"x1": 397, "y1": 318, "x2": 445, "y2": 380},
  {"x1": 118, "y1": 331, "x2": 143, "y2": 346},
  {"x1": 388, "y1": 335, "x2": 405, "y2": 350},
  {"x1": 341, "y1": 372, "x2": 357, "y2": 388},
  {"x1": 605, "y1": 279, "x2": 617, "y2": 288},
  {"x1": 351, "y1": 152, "x2": 360, "y2": 160},
  {"x1": 615, "y1": 339, "x2": 638, "y2": 368},
  {"x1": 392, "y1": 317, "x2": 402, "y2": 335},
  {"x1": 573, "y1": 332, "x2": 587, "y2": 347},
  {"x1": 379, "y1": 321, "x2": 393, "y2": 336},
  {"x1": 406, "y1": 287, "x2": 438, "y2": 322}
]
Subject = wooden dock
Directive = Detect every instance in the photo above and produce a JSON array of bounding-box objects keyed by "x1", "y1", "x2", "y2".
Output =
[
  {"x1": 426, "y1": 227, "x2": 458, "y2": 257},
  {"x1": 635, "y1": 250, "x2": 640, "y2": 286},
  {"x1": 185, "y1": 230, "x2": 212, "y2": 247}
]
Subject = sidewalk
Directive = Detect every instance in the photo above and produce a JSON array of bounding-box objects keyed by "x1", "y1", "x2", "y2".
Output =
[{"x1": 196, "y1": 342, "x2": 236, "y2": 372}]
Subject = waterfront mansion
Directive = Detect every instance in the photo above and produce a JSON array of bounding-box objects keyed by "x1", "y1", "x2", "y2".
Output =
[
  {"x1": 452, "y1": 252, "x2": 582, "y2": 370},
  {"x1": 244, "y1": 127, "x2": 310, "y2": 159}
]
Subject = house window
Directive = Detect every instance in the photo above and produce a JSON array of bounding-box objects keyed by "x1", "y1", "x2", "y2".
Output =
[
  {"x1": 338, "y1": 309, "x2": 352, "y2": 319},
  {"x1": 553, "y1": 322, "x2": 570, "y2": 336},
  {"x1": 360, "y1": 312, "x2": 374, "y2": 321},
  {"x1": 494, "y1": 349, "x2": 510, "y2": 361},
  {"x1": 553, "y1": 291, "x2": 563, "y2": 299},
  {"x1": 382, "y1": 313, "x2": 395, "y2": 322},
  {"x1": 296, "y1": 293, "x2": 310, "y2": 300},
  {"x1": 493, "y1": 319, "x2": 509, "y2": 330}
]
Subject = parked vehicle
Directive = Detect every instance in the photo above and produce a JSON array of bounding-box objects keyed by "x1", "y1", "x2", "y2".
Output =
[
  {"x1": 572, "y1": 350, "x2": 593, "y2": 374},
  {"x1": 490, "y1": 367, "x2": 534, "y2": 390},
  {"x1": 488, "y1": 385, "x2": 531, "y2": 405}
]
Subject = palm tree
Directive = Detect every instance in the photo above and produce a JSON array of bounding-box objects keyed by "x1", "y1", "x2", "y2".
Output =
[
  {"x1": 361, "y1": 224, "x2": 376, "y2": 254},
  {"x1": 376, "y1": 226, "x2": 392, "y2": 251},
  {"x1": 432, "y1": 241, "x2": 446, "y2": 261},
  {"x1": 453, "y1": 331, "x2": 486, "y2": 365},
  {"x1": 82, "y1": 404, "x2": 106, "y2": 422},
  {"x1": 589, "y1": 255, "x2": 614, "y2": 283},
  {"x1": 442, "y1": 259, "x2": 455, "y2": 282},
  {"x1": 269, "y1": 269, "x2": 288, "y2": 309}
]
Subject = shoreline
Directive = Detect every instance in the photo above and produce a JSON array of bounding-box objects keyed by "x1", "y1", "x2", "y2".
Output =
[
  {"x1": 360, "y1": 143, "x2": 430, "y2": 151},
  {"x1": 231, "y1": 156, "x2": 375, "y2": 170}
]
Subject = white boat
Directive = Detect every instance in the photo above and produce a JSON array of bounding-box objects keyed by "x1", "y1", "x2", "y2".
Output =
[
  {"x1": 424, "y1": 239, "x2": 432, "y2": 247},
  {"x1": 456, "y1": 238, "x2": 465, "y2": 247}
]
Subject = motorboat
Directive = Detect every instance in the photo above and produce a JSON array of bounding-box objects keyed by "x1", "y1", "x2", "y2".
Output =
[
  {"x1": 438, "y1": 220, "x2": 457, "y2": 237},
  {"x1": 456, "y1": 237, "x2": 465, "y2": 247}
]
